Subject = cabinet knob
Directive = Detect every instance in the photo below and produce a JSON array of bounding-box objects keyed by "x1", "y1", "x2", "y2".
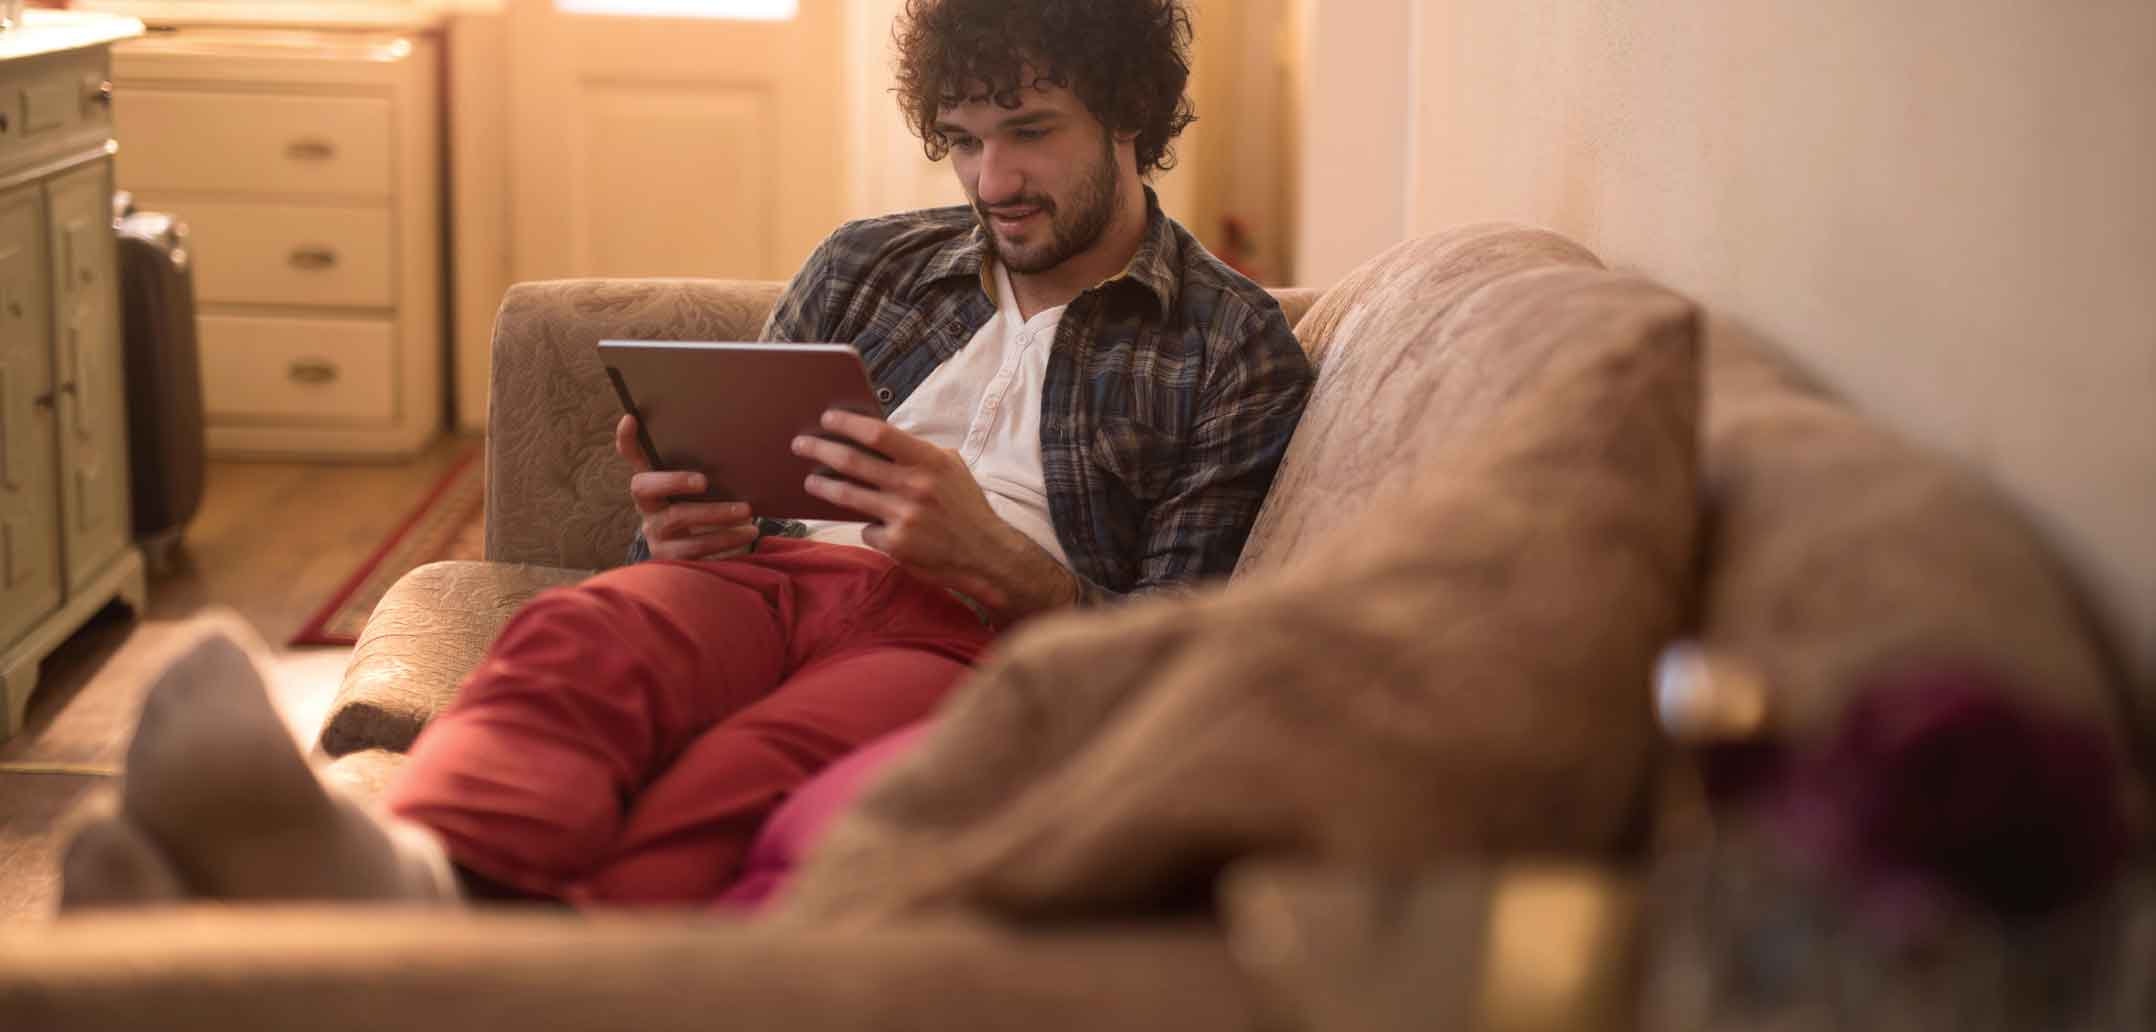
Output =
[
  {"x1": 87, "y1": 80, "x2": 113, "y2": 107},
  {"x1": 285, "y1": 138, "x2": 337, "y2": 161},
  {"x1": 289, "y1": 247, "x2": 338, "y2": 271},
  {"x1": 288, "y1": 359, "x2": 340, "y2": 385}
]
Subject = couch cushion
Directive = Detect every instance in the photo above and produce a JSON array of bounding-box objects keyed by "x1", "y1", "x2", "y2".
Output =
[
  {"x1": 1236, "y1": 225, "x2": 1603, "y2": 578},
  {"x1": 717, "y1": 722, "x2": 934, "y2": 912},
  {"x1": 773, "y1": 234, "x2": 1702, "y2": 924},
  {"x1": 1270, "y1": 287, "x2": 1324, "y2": 343}
]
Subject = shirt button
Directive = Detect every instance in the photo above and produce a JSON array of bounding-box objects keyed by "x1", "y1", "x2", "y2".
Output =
[{"x1": 875, "y1": 387, "x2": 895, "y2": 404}]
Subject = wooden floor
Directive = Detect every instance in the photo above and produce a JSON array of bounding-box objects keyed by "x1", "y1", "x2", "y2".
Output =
[{"x1": 0, "y1": 436, "x2": 475, "y2": 922}]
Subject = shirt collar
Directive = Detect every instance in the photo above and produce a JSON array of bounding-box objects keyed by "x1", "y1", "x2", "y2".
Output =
[{"x1": 922, "y1": 186, "x2": 1180, "y2": 321}]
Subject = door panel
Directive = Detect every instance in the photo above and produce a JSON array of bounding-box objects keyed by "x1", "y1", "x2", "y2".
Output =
[
  {"x1": 0, "y1": 181, "x2": 56, "y2": 649},
  {"x1": 579, "y1": 83, "x2": 776, "y2": 278},
  {"x1": 47, "y1": 161, "x2": 131, "y2": 595},
  {"x1": 508, "y1": 0, "x2": 844, "y2": 283}
]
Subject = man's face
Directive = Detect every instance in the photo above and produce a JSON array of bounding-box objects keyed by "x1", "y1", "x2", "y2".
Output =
[{"x1": 936, "y1": 82, "x2": 1129, "y2": 276}]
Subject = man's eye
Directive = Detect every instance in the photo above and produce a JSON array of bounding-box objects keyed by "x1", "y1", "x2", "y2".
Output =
[
  {"x1": 1015, "y1": 128, "x2": 1050, "y2": 142},
  {"x1": 950, "y1": 136, "x2": 982, "y2": 153}
]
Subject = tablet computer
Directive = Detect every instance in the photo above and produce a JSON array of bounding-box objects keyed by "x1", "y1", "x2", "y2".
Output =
[{"x1": 598, "y1": 340, "x2": 885, "y2": 522}]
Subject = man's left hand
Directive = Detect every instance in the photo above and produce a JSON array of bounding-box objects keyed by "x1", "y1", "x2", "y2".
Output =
[{"x1": 793, "y1": 410, "x2": 1079, "y2": 622}]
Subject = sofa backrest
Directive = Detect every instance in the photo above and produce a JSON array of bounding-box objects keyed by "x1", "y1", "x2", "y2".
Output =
[
  {"x1": 484, "y1": 281, "x2": 1325, "y2": 572},
  {"x1": 1237, "y1": 224, "x2": 1608, "y2": 577}
]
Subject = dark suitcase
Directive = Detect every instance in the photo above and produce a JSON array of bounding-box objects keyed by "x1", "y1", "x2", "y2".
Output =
[{"x1": 114, "y1": 206, "x2": 207, "y2": 572}]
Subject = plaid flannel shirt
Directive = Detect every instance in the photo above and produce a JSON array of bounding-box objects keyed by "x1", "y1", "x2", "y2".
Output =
[{"x1": 637, "y1": 192, "x2": 1312, "y2": 604}]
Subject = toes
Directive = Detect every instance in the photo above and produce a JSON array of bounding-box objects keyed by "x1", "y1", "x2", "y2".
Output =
[
  {"x1": 57, "y1": 802, "x2": 187, "y2": 912},
  {"x1": 140, "y1": 616, "x2": 275, "y2": 718}
]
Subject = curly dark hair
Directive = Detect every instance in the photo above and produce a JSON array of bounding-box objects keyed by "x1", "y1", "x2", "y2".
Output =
[{"x1": 893, "y1": 0, "x2": 1197, "y2": 177}]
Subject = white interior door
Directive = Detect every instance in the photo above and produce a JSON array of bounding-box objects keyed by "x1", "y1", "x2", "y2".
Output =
[{"x1": 506, "y1": 0, "x2": 845, "y2": 282}]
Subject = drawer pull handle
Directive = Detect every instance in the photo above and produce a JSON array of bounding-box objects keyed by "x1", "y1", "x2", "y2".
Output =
[
  {"x1": 286, "y1": 138, "x2": 337, "y2": 161},
  {"x1": 288, "y1": 359, "x2": 340, "y2": 386},
  {"x1": 289, "y1": 248, "x2": 338, "y2": 271}
]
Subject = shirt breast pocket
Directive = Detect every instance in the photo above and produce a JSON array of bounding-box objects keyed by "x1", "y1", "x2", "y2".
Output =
[{"x1": 1092, "y1": 416, "x2": 1186, "y2": 505}]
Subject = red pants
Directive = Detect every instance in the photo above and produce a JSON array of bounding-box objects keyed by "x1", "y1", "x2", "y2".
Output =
[{"x1": 383, "y1": 538, "x2": 996, "y2": 905}]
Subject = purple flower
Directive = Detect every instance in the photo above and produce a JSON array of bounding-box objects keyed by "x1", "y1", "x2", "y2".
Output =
[{"x1": 1765, "y1": 665, "x2": 2132, "y2": 927}]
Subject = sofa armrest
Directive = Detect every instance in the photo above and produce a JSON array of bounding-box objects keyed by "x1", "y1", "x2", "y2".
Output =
[
  {"x1": 0, "y1": 909, "x2": 1257, "y2": 1032},
  {"x1": 486, "y1": 278, "x2": 787, "y2": 570},
  {"x1": 316, "y1": 560, "x2": 593, "y2": 761}
]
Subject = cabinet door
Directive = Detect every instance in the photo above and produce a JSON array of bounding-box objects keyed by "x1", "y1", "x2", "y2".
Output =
[
  {"x1": 0, "y1": 181, "x2": 57, "y2": 649},
  {"x1": 47, "y1": 160, "x2": 131, "y2": 595}
]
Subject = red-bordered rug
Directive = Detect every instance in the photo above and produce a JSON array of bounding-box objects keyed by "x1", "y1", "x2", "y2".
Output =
[{"x1": 288, "y1": 447, "x2": 487, "y2": 647}]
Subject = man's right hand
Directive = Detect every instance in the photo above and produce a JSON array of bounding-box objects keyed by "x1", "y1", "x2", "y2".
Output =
[{"x1": 616, "y1": 414, "x2": 759, "y2": 562}]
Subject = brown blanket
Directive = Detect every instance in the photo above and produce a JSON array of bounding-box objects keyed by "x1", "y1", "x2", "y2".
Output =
[{"x1": 774, "y1": 259, "x2": 1703, "y2": 927}]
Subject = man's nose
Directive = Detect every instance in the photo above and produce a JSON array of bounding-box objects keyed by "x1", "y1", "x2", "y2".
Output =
[{"x1": 976, "y1": 141, "x2": 1024, "y2": 205}]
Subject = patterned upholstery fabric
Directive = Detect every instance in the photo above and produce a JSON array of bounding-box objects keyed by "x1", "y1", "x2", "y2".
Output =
[{"x1": 318, "y1": 560, "x2": 590, "y2": 762}]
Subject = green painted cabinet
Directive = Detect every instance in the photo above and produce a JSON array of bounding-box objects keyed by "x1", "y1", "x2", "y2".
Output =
[
  {"x1": 0, "y1": 12, "x2": 148, "y2": 742},
  {"x1": 0, "y1": 180, "x2": 58, "y2": 653}
]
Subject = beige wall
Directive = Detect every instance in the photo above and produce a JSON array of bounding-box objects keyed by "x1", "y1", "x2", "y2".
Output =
[
  {"x1": 447, "y1": 11, "x2": 509, "y2": 433},
  {"x1": 1293, "y1": 0, "x2": 1415, "y2": 286},
  {"x1": 846, "y1": 0, "x2": 958, "y2": 218},
  {"x1": 1383, "y1": 0, "x2": 2156, "y2": 679}
]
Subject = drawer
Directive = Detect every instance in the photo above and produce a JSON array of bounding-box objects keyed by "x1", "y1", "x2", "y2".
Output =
[
  {"x1": 115, "y1": 89, "x2": 392, "y2": 198},
  {"x1": 148, "y1": 200, "x2": 394, "y2": 308},
  {"x1": 0, "y1": 47, "x2": 113, "y2": 164},
  {"x1": 200, "y1": 314, "x2": 396, "y2": 425}
]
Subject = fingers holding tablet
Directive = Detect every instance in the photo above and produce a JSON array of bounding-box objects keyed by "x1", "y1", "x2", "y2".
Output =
[
  {"x1": 790, "y1": 431, "x2": 897, "y2": 491},
  {"x1": 614, "y1": 413, "x2": 657, "y2": 473},
  {"x1": 643, "y1": 499, "x2": 758, "y2": 561},
  {"x1": 620, "y1": 414, "x2": 756, "y2": 559}
]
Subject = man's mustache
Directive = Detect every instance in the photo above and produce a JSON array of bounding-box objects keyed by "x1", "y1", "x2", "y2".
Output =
[{"x1": 975, "y1": 196, "x2": 1057, "y2": 221}]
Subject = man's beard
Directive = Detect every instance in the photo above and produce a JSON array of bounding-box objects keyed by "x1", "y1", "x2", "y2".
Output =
[{"x1": 976, "y1": 134, "x2": 1122, "y2": 276}]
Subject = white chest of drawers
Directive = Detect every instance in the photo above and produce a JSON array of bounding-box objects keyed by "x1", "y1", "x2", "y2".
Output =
[
  {"x1": 0, "y1": 11, "x2": 149, "y2": 742},
  {"x1": 112, "y1": 26, "x2": 442, "y2": 458}
]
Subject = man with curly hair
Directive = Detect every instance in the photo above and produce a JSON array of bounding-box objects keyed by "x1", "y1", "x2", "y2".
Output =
[{"x1": 63, "y1": 0, "x2": 1312, "y2": 910}]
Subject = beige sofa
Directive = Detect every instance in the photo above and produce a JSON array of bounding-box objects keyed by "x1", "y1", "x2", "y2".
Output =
[{"x1": 4, "y1": 224, "x2": 2148, "y2": 1029}]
